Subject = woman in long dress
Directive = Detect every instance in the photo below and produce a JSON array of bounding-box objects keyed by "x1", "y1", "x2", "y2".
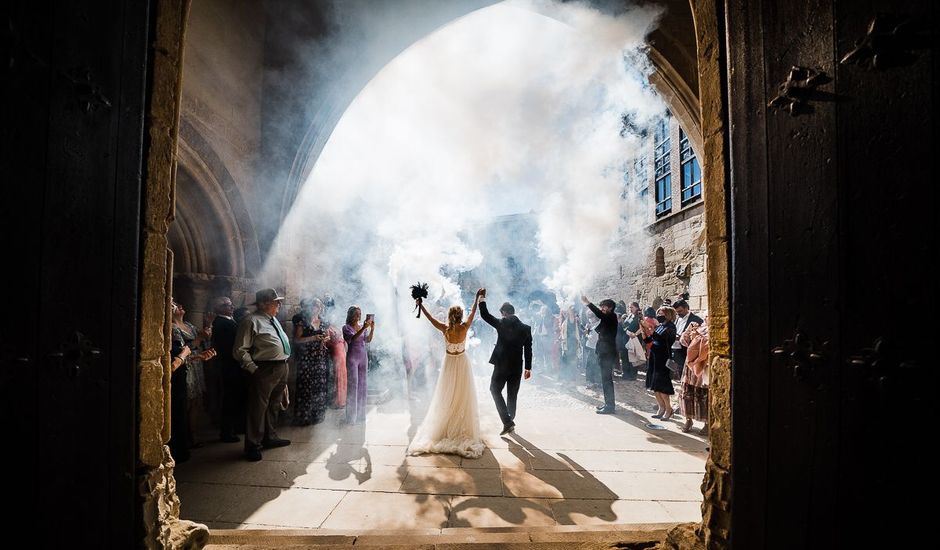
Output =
[
  {"x1": 168, "y1": 298, "x2": 216, "y2": 463},
  {"x1": 407, "y1": 289, "x2": 486, "y2": 459},
  {"x1": 291, "y1": 298, "x2": 334, "y2": 426},
  {"x1": 171, "y1": 300, "x2": 210, "y2": 449}
]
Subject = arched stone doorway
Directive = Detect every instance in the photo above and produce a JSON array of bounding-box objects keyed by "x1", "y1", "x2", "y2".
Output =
[
  {"x1": 4, "y1": 0, "x2": 924, "y2": 548},
  {"x1": 138, "y1": 0, "x2": 732, "y2": 547}
]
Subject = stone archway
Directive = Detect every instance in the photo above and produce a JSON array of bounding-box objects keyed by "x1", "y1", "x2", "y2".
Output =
[
  {"x1": 175, "y1": 119, "x2": 262, "y2": 281},
  {"x1": 136, "y1": 0, "x2": 732, "y2": 548},
  {"x1": 169, "y1": 121, "x2": 262, "y2": 323},
  {"x1": 277, "y1": 0, "x2": 706, "y2": 225}
]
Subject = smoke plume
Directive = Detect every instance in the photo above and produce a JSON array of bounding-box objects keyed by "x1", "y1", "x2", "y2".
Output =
[{"x1": 262, "y1": 0, "x2": 665, "y2": 369}]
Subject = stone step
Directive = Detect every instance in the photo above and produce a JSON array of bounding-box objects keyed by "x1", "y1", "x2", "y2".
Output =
[{"x1": 205, "y1": 523, "x2": 674, "y2": 549}]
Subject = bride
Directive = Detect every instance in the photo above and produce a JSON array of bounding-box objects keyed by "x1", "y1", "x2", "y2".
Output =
[{"x1": 407, "y1": 288, "x2": 486, "y2": 459}]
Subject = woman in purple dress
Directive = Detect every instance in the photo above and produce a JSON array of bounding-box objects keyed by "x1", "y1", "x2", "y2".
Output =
[{"x1": 343, "y1": 306, "x2": 375, "y2": 424}]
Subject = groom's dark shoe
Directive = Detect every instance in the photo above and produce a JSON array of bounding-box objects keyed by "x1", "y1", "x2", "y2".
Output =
[
  {"x1": 596, "y1": 407, "x2": 615, "y2": 415},
  {"x1": 500, "y1": 424, "x2": 515, "y2": 436}
]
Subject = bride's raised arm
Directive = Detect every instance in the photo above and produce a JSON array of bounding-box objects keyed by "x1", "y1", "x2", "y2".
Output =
[
  {"x1": 463, "y1": 288, "x2": 483, "y2": 329},
  {"x1": 418, "y1": 300, "x2": 447, "y2": 332}
]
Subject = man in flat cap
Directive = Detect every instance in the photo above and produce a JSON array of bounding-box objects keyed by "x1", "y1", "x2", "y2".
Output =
[{"x1": 234, "y1": 288, "x2": 293, "y2": 461}]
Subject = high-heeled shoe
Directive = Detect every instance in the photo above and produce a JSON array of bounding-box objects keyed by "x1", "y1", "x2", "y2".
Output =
[
  {"x1": 661, "y1": 410, "x2": 674, "y2": 421},
  {"x1": 681, "y1": 419, "x2": 693, "y2": 432}
]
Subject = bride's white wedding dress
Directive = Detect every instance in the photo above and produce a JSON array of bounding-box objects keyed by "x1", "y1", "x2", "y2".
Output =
[{"x1": 407, "y1": 336, "x2": 485, "y2": 459}]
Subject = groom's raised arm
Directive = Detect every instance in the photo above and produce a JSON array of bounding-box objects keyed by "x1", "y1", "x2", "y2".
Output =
[{"x1": 479, "y1": 300, "x2": 499, "y2": 329}]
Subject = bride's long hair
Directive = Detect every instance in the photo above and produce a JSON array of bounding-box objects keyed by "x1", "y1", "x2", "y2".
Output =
[{"x1": 446, "y1": 305, "x2": 464, "y2": 333}]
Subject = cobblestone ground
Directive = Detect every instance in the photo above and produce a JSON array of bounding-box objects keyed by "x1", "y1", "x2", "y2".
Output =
[{"x1": 177, "y1": 358, "x2": 707, "y2": 530}]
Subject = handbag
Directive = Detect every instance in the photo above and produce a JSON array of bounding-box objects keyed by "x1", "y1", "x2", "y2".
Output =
[
  {"x1": 627, "y1": 335, "x2": 647, "y2": 365},
  {"x1": 665, "y1": 358, "x2": 681, "y2": 373}
]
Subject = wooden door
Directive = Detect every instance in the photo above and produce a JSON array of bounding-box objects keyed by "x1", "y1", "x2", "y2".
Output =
[
  {"x1": 727, "y1": 0, "x2": 933, "y2": 547},
  {"x1": 1, "y1": 1, "x2": 152, "y2": 546}
]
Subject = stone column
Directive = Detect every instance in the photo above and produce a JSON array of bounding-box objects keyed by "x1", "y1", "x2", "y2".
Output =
[
  {"x1": 692, "y1": 0, "x2": 732, "y2": 548},
  {"x1": 138, "y1": 0, "x2": 208, "y2": 548}
]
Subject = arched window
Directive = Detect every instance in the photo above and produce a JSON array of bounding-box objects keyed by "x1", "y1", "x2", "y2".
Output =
[{"x1": 655, "y1": 247, "x2": 665, "y2": 276}]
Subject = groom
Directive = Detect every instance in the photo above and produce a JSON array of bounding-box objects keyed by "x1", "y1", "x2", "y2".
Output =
[{"x1": 478, "y1": 289, "x2": 533, "y2": 435}]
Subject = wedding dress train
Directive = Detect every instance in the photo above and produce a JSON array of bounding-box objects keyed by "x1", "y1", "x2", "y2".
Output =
[{"x1": 407, "y1": 338, "x2": 485, "y2": 459}]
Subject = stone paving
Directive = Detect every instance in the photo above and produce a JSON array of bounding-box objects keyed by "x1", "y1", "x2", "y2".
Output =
[{"x1": 176, "y1": 364, "x2": 707, "y2": 531}]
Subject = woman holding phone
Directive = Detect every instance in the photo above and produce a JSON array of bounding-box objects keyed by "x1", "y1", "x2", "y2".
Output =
[{"x1": 343, "y1": 306, "x2": 375, "y2": 424}]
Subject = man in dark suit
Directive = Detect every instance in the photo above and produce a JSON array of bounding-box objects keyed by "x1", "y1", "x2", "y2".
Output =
[
  {"x1": 582, "y1": 295, "x2": 619, "y2": 414},
  {"x1": 478, "y1": 289, "x2": 533, "y2": 436},
  {"x1": 211, "y1": 296, "x2": 245, "y2": 443}
]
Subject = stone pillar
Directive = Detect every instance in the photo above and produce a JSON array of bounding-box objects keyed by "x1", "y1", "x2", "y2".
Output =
[
  {"x1": 691, "y1": 0, "x2": 732, "y2": 548},
  {"x1": 138, "y1": 0, "x2": 208, "y2": 548}
]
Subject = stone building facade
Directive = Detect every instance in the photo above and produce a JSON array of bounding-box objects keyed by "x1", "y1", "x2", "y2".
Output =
[{"x1": 591, "y1": 112, "x2": 708, "y2": 315}]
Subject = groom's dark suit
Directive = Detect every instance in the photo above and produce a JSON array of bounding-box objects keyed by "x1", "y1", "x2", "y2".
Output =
[{"x1": 479, "y1": 300, "x2": 533, "y2": 430}]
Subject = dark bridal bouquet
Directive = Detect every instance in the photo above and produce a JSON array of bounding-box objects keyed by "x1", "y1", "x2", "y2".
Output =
[{"x1": 410, "y1": 282, "x2": 429, "y2": 318}]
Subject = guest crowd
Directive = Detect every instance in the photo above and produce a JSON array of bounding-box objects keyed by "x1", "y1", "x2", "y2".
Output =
[
  {"x1": 527, "y1": 293, "x2": 710, "y2": 434},
  {"x1": 166, "y1": 285, "x2": 708, "y2": 465},
  {"x1": 168, "y1": 288, "x2": 375, "y2": 462}
]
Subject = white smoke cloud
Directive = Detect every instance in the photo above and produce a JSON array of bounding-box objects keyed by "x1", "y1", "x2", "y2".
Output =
[{"x1": 263, "y1": 0, "x2": 665, "y2": 364}]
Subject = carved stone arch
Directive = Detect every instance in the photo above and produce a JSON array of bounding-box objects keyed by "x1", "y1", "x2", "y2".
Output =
[
  {"x1": 167, "y1": 200, "x2": 200, "y2": 274},
  {"x1": 279, "y1": 1, "x2": 706, "y2": 223},
  {"x1": 174, "y1": 119, "x2": 261, "y2": 278},
  {"x1": 169, "y1": 164, "x2": 230, "y2": 276},
  {"x1": 649, "y1": 48, "x2": 704, "y2": 157}
]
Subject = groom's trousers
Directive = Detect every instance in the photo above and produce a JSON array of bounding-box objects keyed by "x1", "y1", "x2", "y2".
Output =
[{"x1": 490, "y1": 369, "x2": 522, "y2": 428}]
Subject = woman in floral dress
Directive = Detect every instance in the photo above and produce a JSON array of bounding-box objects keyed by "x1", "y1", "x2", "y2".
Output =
[{"x1": 291, "y1": 298, "x2": 334, "y2": 425}]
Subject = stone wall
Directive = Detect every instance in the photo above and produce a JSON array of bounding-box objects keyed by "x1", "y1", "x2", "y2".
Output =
[
  {"x1": 591, "y1": 203, "x2": 708, "y2": 314},
  {"x1": 170, "y1": 0, "x2": 267, "y2": 331},
  {"x1": 181, "y1": 0, "x2": 264, "y2": 193},
  {"x1": 172, "y1": 272, "x2": 257, "y2": 330}
]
